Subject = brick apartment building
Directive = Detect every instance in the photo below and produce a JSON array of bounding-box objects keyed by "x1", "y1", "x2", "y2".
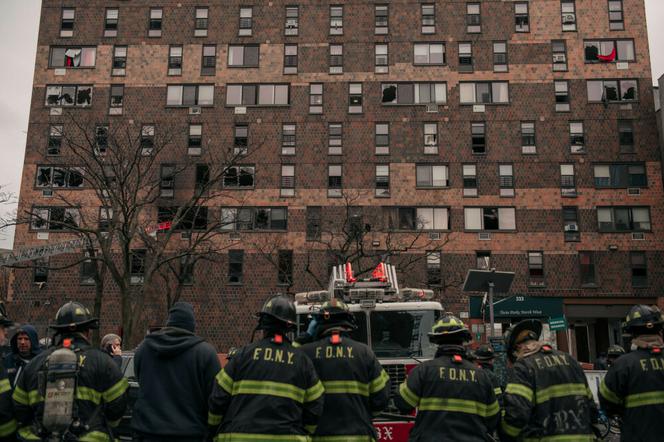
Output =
[{"x1": 9, "y1": 0, "x2": 664, "y2": 362}]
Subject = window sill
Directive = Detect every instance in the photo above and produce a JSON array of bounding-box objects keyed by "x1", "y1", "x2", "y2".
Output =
[
  {"x1": 416, "y1": 186, "x2": 450, "y2": 190},
  {"x1": 165, "y1": 105, "x2": 215, "y2": 109},
  {"x1": 227, "y1": 282, "x2": 244, "y2": 287},
  {"x1": 413, "y1": 63, "x2": 447, "y2": 67},
  {"x1": 224, "y1": 105, "x2": 291, "y2": 108},
  {"x1": 581, "y1": 284, "x2": 599, "y2": 289},
  {"x1": 598, "y1": 230, "x2": 652, "y2": 234},
  {"x1": 48, "y1": 66, "x2": 96, "y2": 70},
  {"x1": 381, "y1": 103, "x2": 447, "y2": 107},
  {"x1": 227, "y1": 66, "x2": 260, "y2": 69},
  {"x1": 464, "y1": 230, "x2": 516, "y2": 233},
  {"x1": 460, "y1": 102, "x2": 510, "y2": 106}
]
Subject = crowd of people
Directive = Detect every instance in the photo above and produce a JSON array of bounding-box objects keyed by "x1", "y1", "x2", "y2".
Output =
[{"x1": 0, "y1": 297, "x2": 662, "y2": 441}]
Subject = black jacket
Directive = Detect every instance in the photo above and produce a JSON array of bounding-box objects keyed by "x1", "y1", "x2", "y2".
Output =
[
  {"x1": 300, "y1": 334, "x2": 390, "y2": 440},
  {"x1": 599, "y1": 346, "x2": 664, "y2": 442},
  {"x1": 395, "y1": 345, "x2": 499, "y2": 442},
  {"x1": 0, "y1": 360, "x2": 16, "y2": 441},
  {"x1": 131, "y1": 327, "x2": 220, "y2": 439},
  {"x1": 208, "y1": 336, "x2": 324, "y2": 440},
  {"x1": 501, "y1": 345, "x2": 597, "y2": 441},
  {"x1": 12, "y1": 333, "x2": 128, "y2": 442},
  {"x1": 4, "y1": 324, "x2": 41, "y2": 388},
  {"x1": 478, "y1": 362, "x2": 503, "y2": 407}
]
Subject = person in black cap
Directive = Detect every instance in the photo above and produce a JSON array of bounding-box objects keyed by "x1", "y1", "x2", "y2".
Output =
[
  {"x1": 500, "y1": 319, "x2": 597, "y2": 441},
  {"x1": 12, "y1": 301, "x2": 128, "y2": 442},
  {"x1": 208, "y1": 294, "x2": 324, "y2": 441},
  {"x1": 475, "y1": 344, "x2": 504, "y2": 406},
  {"x1": 131, "y1": 302, "x2": 220, "y2": 442}
]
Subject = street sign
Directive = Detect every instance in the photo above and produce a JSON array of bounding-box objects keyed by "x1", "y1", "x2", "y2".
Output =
[{"x1": 549, "y1": 316, "x2": 568, "y2": 332}]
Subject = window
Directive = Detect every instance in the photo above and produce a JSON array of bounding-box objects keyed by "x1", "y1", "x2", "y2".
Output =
[
  {"x1": 167, "y1": 85, "x2": 215, "y2": 106},
  {"x1": 416, "y1": 165, "x2": 449, "y2": 188},
  {"x1": 49, "y1": 46, "x2": 96, "y2": 68},
  {"x1": 201, "y1": 45, "x2": 217, "y2": 76},
  {"x1": 34, "y1": 260, "x2": 49, "y2": 284},
  {"x1": 424, "y1": 123, "x2": 438, "y2": 154},
  {"x1": 109, "y1": 84, "x2": 124, "y2": 114},
  {"x1": 493, "y1": 42, "x2": 508, "y2": 72},
  {"x1": 35, "y1": 166, "x2": 84, "y2": 189},
  {"x1": 555, "y1": 81, "x2": 570, "y2": 112},
  {"x1": 426, "y1": 252, "x2": 441, "y2": 287},
  {"x1": 587, "y1": 79, "x2": 638, "y2": 102},
  {"x1": 157, "y1": 206, "x2": 209, "y2": 232},
  {"x1": 608, "y1": 0, "x2": 624, "y2": 31},
  {"x1": 306, "y1": 207, "x2": 322, "y2": 241},
  {"x1": 99, "y1": 207, "x2": 113, "y2": 232},
  {"x1": 499, "y1": 164, "x2": 514, "y2": 197},
  {"x1": 189, "y1": 124, "x2": 202, "y2": 153},
  {"x1": 528, "y1": 252, "x2": 545, "y2": 286},
  {"x1": 112, "y1": 46, "x2": 127, "y2": 76},
  {"x1": 195, "y1": 7, "x2": 209, "y2": 37},
  {"x1": 414, "y1": 43, "x2": 445, "y2": 65},
  {"x1": 222, "y1": 208, "x2": 288, "y2": 231},
  {"x1": 515, "y1": 2, "x2": 530, "y2": 32},
  {"x1": 375, "y1": 123, "x2": 389, "y2": 155},
  {"x1": 310, "y1": 84, "x2": 323, "y2": 114},
  {"x1": 45, "y1": 85, "x2": 93, "y2": 107},
  {"x1": 285, "y1": 6, "x2": 299, "y2": 35},
  {"x1": 328, "y1": 165, "x2": 342, "y2": 197},
  {"x1": 160, "y1": 164, "x2": 175, "y2": 197},
  {"x1": 552, "y1": 40, "x2": 567, "y2": 71},
  {"x1": 375, "y1": 5, "x2": 388, "y2": 34},
  {"x1": 228, "y1": 250, "x2": 244, "y2": 284},
  {"x1": 168, "y1": 45, "x2": 183, "y2": 76},
  {"x1": 597, "y1": 207, "x2": 651, "y2": 232},
  {"x1": 195, "y1": 164, "x2": 209, "y2": 191},
  {"x1": 458, "y1": 43, "x2": 473, "y2": 72},
  {"x1": 476, "y1": 251, "x2": 491, "y2": 270},
  {"x1": 570, "y1": 122, "x2": 585, "y2": 153},
  {"x1": 466, "y1": 3, "x2": 481, "y2": 33},
  {"x1": 348, "y1": 83, "x2": 363, "y2": 114},
  {"x1": 584, "y1": 40, "x2": 635, "y2": 63},
  {"x1": 278, "y1": 250, "x2": 294, "y2": 285},
  {"x1": 329, "y1": 123, "x2": 342, "y2": 155},
  {"x1": 330, "y1": 6, "x2": 343, "y2": 35},
  {"x1": 329, "y1": 44, "x2": 343, "y2": 74},
  {"x1": 375, "y1": 44, "x2": 389, "y2": 74},
  {"x1": 386, "y1": 207, "x2": 449, "y2": 231},
  {"x1": 80, "y1": 251, "x2": 97, "y2": 285},
  {"x1": 149, "y1": 8, "x2": 163, "y2": 37},
  {"x1": 560, "y1": 164, "x2": 577, "y2": 197},
  {"x1": 95, "y1": 125, "x2": 108, "y2": 155},
  {"x1": 619, "y1": 120, "x2": 634, "y2": 153},
  {"x1": 463, "y1": 164, "x2": 478, "y2": 197},
  {"x1": 179, "y1": 256, "x2": 194, "y2": 285},
  {"x1": 61, "y1": 8, "x2": 75, "y2": 37},
  {"x1": 375, "y1": 165, "x2": 390, "y2": 197},
  {"x1": 282, "y1": 124, "x2": 296, "y2": 155},
  {"x1": 459, "y1": 82, "x2": 509, "y2": 104},
  {"x1": 593, "y1": 164, "x2": 646, "y2": 188},
  {"x1": 579, "y1": 252, "x2": 597, "y2": 286},
  {"x1": 381, "y1": 83, "x2": 447, "y2": 105},
  {"x1": 422, "y1": 4, "x2": 435, "y2": 34},
  {"x1": 104, "y1": 8, "x2": 119, "y2": 37},
  {"x1": 141, "y1": 125, "x2": 155, "y2": 154},
  {"x1": 228, "y1": 45, "x2": 259, "y2": 67},
  {"x1": 226, "y1": 84, "x2": 289, "y2": 106},
  {"x1": 631, "y1": 252, "x2": 647, "y2": 287},
  {"x1": 223, "y1": 166, "x2": 255, "y2": 188},
  {"x1": 31, "y1": 207, "x2": 81, "y2": 231},
  {"x1": 521, "y1": 122, "x2": 536, "y2": 154},
  {"x1": 561, "y1": 1, "x2": 577, "y2": 31},
  {"x1": 283, "y1": 44, "x2": 298, "y2": 75},
  {"x1": 281, "y1": 165, "x2": 295, "y2": 197},
  {"x1": 563, "y1": 207, "x2": 580, "y2": 242},
  {"x1": 464, "y1": 207, "x2": 516, "y2": 231},
  {"x1": 48, "y1": 125, "x2": 63, "y2": 156},
  {"x1": 471, "y1": 122, "x2": 486, "y2": 154},
  {"x1": 239, "y1": 7, "x2": 253, "y2": 36}
]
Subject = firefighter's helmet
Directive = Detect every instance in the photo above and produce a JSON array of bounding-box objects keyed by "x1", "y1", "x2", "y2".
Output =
[
  {"x1": 428, "y1": 315, "x2": 471, "y2": 344},
  {"x1": 50, "y1": 301, "x2": 99, "y2": 332},
  {"x1": 0, "y1": 302, "x2": 13, "y2": 327},
  {"x1": 622, "y1": 305, "x2": 664, "y2": 335},
  {"x1": 475, "y1": 344, "x2": 495, "y2": 361},
  {"x1": 257, "y1": 294, "x2": 296, "y2": 328},
  {"x1": 505, "y1": 319, "x2": 542, "y2": 362},
  {"x1": 607, "y1": 345, "x2": 625, "y2": 358},
  {"x1": 318, "y1": 298, "x2": 357, "y2": 331}
]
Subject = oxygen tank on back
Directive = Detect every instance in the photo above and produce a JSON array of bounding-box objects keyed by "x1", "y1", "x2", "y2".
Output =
[{"x1": 42, "y1": 346, "x2": 78, "y2": 434}]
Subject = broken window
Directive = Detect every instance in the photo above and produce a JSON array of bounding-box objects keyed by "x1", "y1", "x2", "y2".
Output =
[
  {"x1": 587, "y1": 79, "x2": 638, "y2": 102},
  {"x1": 381, "y1": 83, "x2": 447, "y2": 105},
  {"x1": 201, "y1": 45, "x2": 216, "y2": 75},
  {"x1": 32, "y1": 207, "x2": 80, "y2": 231},
  {"x1": 45, "y1": 85, "x2": 93, "y2": 107},
  {"x1": 35, "y1": 166, "x2": 84, "y2": 189},
  {"x1": 228, "y1": 45, "x2": 259, "y2": 67},
  {"x1": 48, "y1": 125, "x2": 63, "y2": 155},
  {"x1": 223, "y1": 166, "x2": 255, "y2": 188},
  {"x1": 50, "y1": 47, "x2": 96, "y2": 68},
  {"x1": 584, "y1": 40, "x2": 634, "y2": 63},
  {"x1": 95, "y1": 125, "x2": 109, "y2": 154},
  {"x1": 34, "y1": 259, "x2": 49, "y2": 284}
]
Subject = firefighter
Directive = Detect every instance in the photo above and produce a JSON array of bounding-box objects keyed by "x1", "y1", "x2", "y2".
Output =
[
  {"x1": 501, "y1": 319, "x2": 597, "y2": 441},
  {"x1": 299, "y1": 299, "x2": 390, "y2": 441},
  {"x1": 0, "y1": 303, "x2": 13, "y2": 359},
  {"x1": 599, "y1": 305, "x2": 664, "y2": 441},
  {"x1": 0, "y1": 360, "x2": 16, "y2": 442},
  {"x1": 475, "y1": 344, "x2": 504, "y2": 406},
  {"x1": 395, "y1": 315, "x2": 499, "y2": 441},
  {"x1": 208, "y1": 294, "x2": 324, "y2": 441},
  {"x1": 606, "y1": 344, "x2": 625, "y2": 368},
  {"x1": 12, "y1": 301, "x2": 128, "y2": 442}
]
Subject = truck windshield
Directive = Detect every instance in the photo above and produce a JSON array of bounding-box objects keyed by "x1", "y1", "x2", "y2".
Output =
[
  {"x1": 296, "y1": 312, "x2": 368, "y2": 344},
  {"x1": 370, "y1": 310, "x2": 440, "y2": 358}
]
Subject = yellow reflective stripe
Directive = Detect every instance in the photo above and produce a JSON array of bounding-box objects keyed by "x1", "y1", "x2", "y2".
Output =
[
  {"x1": 12, "y1": 386, "x2": 29, "y2": 405},
  {"x1": 304, "y1": 424, "x2": 317, "y2": 434},
  {"x1": 108, "y1": 418, "x2": 122, "y2": 428},
  {"x1": 313, "y1": 436, "x2": 374, "y2": 442},
  {"x1": 208, "y1": 411, "x2": 223, "y2": 426},
  {"x1": 0, "y1": 419, "x2": 17, "y2": 437},
  {"x1": 216, "y1": 369, "x2": 234, "y2": 394},
  {"x1": 419, "y1": 397, "x2": 500, "y2": 417},
  {"x1": 501, "y1": 420, "x2": 522, "y2": 438},
  {"x1": 505, "y1": 383, "x2": 534, "y2": 402},
  {"x1": 215, "y1": 434, "x2": 311, "y2": 442},
  {"x1": 28, "y1": 389, "x2": 44, "y2": 405},
  {"x1": 76, "y1": 386, "x2": 102, "y2": 404},
  {"x1": 0, "y1": 379, "x2": 10, "y2": 395},
  {"x1": 305, "y1": 380, "x2": 324, "y2": 402},
  {"x1": 102, "y1": 378, "x2": 128, "y2": 402},
  {"x1": 322, "y1": 380, "x2": 369, "y2": 396},
  {"x1": 625, "y1": 390, "x2": 664, "y2": 408},
  {"x1": 78, "y1": 431, "x2": 112, "y2": 442},
  {"x1": 369, "y1": 370, "x2": 389, "y2": 394},
  {"x1": 524, "y1": 435, "x2": 594, "y2": 442},
  {"x1": 233, "y1": 380, "x2": 306, "y2": 402},
  {"x1": 536, "y1": 383, "x2": 589, "y2": 404},
  {"x1": 293, "y1": 342, "x2": 302, "y2": 348},
  {"x1": 399, "y1": 382, "x2": 419, "y2": 408},
  {"x1": 494, "y1": 387, "x2": 503, "y2": 396},
  {"x1": 599, "y1": 380, "x2": 622, "y2": 405},
  {"x1": 18, "y1": 426, "x2": 41, "y2": 441}
]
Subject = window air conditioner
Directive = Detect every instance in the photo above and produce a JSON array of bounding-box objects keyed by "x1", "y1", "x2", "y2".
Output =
[
  {"x1": 229, "y1": 232, "x2": 241, "y2": 241},
  {"x1": 189, "y1": 106, "x2": 202, "y2": 115},
  {"x1": 42, "y1": 189, "x2": 53, "y2": 197},
  {"x1": 478, "y1": 232, "x2": 491, "y2": 240},
  {"x1": 628, "y1": 188, "x2": 641, "y2": 196},
  {"x1": 564, "y1": 224, "x2": 578, "y2": 232},
  {"x1": 181, "y1": 231, "x2": 191, "y2": 239},
  {"x1": 426, "y1": 104, "x2": 438, "y2": 113},
  {"x1": 632, "y1": 232, "x2": 645, "y2": 240},
  {"x1": 552, "y1": 54, "x2": 566, "y2": 63},
  {"x1": 429, "y1": 232, "x2": 441, "y2": 240},
  {"x1": 562, "y1": 14, "x2": 576, "y2": 24}
]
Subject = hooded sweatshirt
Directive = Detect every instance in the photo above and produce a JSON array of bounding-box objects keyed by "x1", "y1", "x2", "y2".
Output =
[
  {"x1": 4, "y1": 324, "x2": 41, "y2": 387},
  {"x1": 131, "y1": 327, "x2": 220, "y2": 439}
]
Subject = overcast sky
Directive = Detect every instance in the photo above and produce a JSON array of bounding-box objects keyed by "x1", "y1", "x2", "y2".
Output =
[{"x1": 1, "y1": 0, "x2": 663, "y2": 249}]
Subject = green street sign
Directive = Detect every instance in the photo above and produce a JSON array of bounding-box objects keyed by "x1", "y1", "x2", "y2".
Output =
[{"x1": 549, "y1": 316, "x2": 568, "y2": 331}]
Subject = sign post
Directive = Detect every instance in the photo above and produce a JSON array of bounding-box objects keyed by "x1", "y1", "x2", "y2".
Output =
[{"x1": 463, "y1": 269, "x2": 515, "y2": 338}]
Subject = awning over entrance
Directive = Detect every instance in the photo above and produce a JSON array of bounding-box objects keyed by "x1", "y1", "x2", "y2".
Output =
[{"x1": 469, "y1": 295, "x2": 564, "y2": 319}]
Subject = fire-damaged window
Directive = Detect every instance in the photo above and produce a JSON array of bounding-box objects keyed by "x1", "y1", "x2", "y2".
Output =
[
  {"x1": 381, "y1": 83, "x2": 447, "y2": 105},
  {"x1": 35, "y1": 166, "x2": 84, "y2": 189},
  {"x1": 584, "y1": 40, "x2": 634, "y2": 63},
  {"x1": 223, "y1": 166, "x2": 255, "y2": 188},
  {"x1": 630, "y1": 252, "x2": 647, "y2": 288},
  {"x1": 34, "y1": 259, "x2": 49, "y2": 284},
  {"x1": 45, "y1": 85, "x2": 93, "y2": 107},
  {"x1": 31, "y1": 207, "x2": 81, "y2": 231},
  {"x1": 228, "y1": 250, "x2": 244, "y2": 284},
  {"x1": 278, "y1": 250, "x2": 293, "y2": 285},
  {"x1": 49, "y1": 47, "x2": 96, "y2": 68},
  {"x1": 48, "y1": 125, "x2": 63, "y2": 156},
  {"x1": 130, "y1": 250, "x2": 146, "y2": 284},
  {"x1": 619, "y1": 120, "x2": 635, "y2": 153},
  {"x1": 221, "y1": 208, "x2": 288, "y2": 231},
  {"x1": 587, "y1": 79, "x2": 638, "y2": 103},
  {"x1": 157, "y1": 206, "x2": 209, "y2": 231}
]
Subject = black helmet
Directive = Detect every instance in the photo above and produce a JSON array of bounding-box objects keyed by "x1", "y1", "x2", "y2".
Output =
[
  {"x1": 505, "y1": 319, "x2": 542, "y2": 362},
  {"x1": 428, "y1": 315, "x2": 471, "y2": 344},
  {"x1": 50, "y1": 301, "x2": 99, "y2": 332},
  {"x1": 623, "y1": 305, "x2": 664, "y2": 335},
  {"x1": 318, "y1": 299, "x2": 357, "y2": 332},
  {"x1": 475, "y1": 344, "x2": 495, "y2": 361},
  {"x1": 607, "y1": 345, "x2": 625, "y2": 357},
  {"x1": 0, "y1": 302, "x2": 13, "y2": 327},
  {"x1": 257, "y1": 294, "x2": 296, "y2": 328}
]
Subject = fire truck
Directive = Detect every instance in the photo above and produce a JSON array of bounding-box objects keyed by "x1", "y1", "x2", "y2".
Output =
[{"x1": 295, "y1": 262, "x2": 445, "y2": 442}]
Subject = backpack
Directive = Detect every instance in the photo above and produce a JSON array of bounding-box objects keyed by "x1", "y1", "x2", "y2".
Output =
[{"x1": 39, "y1": 343, "x2": 79, "y2": 437}]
